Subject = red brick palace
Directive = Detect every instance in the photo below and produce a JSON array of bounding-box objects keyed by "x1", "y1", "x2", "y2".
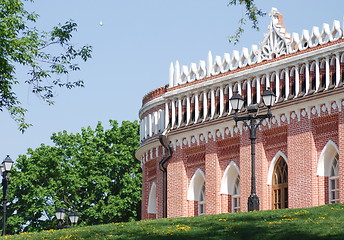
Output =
[{"x1": 136, "y1": 8, "x2": 344, "y2": 219}]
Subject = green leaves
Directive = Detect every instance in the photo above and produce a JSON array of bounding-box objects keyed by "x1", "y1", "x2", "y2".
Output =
[
  {"x1": 0, "y1": 0, "x2": 92, "y2": 131},
  {"x1": 6, "y1": 120, "x2": 142, "y2": 234},
  {"x1": 227, "y1": 0, "x2": 266, "y2": 45}
]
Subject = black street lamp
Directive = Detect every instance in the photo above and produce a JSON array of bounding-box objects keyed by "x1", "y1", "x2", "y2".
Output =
[
  {"x1": 230, "y1": 88, "x2": 276, "y2": 211},
  {"x1": 69, "y1": 211, "x2": 79, "y2": 225},
  {"x1": 1, "y1": 155, "x2": 14, "y2": 236},
  {"x1": 55, "y1": 208, "x2": 79, "y2": 229}
]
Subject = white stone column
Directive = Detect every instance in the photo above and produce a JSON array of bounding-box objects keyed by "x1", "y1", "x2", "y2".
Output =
[
  {"x1": 210, "y1": 88, "x2": 215, "y2": 119},
  {"x1": 265, "y1": 73, "x2": 270, "y2": 88},
  {"x1": 195, "y1": 93, "x2": 199, "y2": 123},
  {"x1": 203, "y1": 91, "x2": 207, "y2": 121},
  {"x1": 219, "y1": 87, "x2": 224, "y2": 117},
  {"x1": 154, "y1": 111, "x2": 158, "y2": 135},
  {"x1": 159, "y1": 109, "x2": 165, "y2": 132},
  {"x1": 315, "y1": 59, "x2": 320, "y2": 91},
  {"x1": 295, "y1": 65, "x2": 300, "y2": 96},
  {"x1": 305, "y1": 62, "x2": 310, "y2": 94},
  {"x1": 186, "y1": 95, "x2": 191, "y2": 126},
  {"x1": 285, "y1": 68, "x2": 289, "y2": 99},
  {"x1": 139, "y1": 120, "x2": 143, "y2": 141},
  {"x1": 178, "y1": 98, "x2": 182, "y2": 127},
  {"x1": 165, "y1": 102, "x2": 169, "y2": 128},
  {"x1": 275, "y1": 71, "x2": 280, "y2": 101},
  {"x1": 325, "y1": 56, "x2": 330, "y2": 89},
  {"x1": 228, "y1": 84, "x2": 233, "y2": 113},
  {"x1": 148, "y1": 114, "x2": 152, "y2": 137},
  {"x1": 237, "y1": 81, "x2": 242, "y2": 95},
  {"x1": 336, "y1": 53, "x2": 340, "y2": 86},
  {"x1": 171, "y1": 100, "x2": 176, "y2": 128},
  {"x1": 247, "y1": 79, "x2": 252, "y2": 106},
  {"x1": 256, "y1": 77, "x2": 261, "y2": 103},
  {"x1": 144, "y1": 116, "x2": 148, "y2": 138}
]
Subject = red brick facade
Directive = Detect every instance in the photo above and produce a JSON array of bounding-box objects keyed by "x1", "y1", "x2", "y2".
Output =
[
  {"x1": 139, "y1": 106, "x2": 344, "y2": 219},
  {"x1": 137, "y1": 9, "x2": 344, "y2": 219}
]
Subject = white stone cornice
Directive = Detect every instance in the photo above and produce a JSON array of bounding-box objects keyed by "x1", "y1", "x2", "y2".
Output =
[{"x1": 137, "y1": 91, "x2": 344, "y2": 157}]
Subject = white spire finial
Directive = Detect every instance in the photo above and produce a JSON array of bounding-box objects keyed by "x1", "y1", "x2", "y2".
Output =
[
  {"x1": 207, "y1": 51, "x2": 213, "y2": 77},
  {"x1": 169, "y1": 62, "x2": 174, "y2": 87},
  {"x1": 174, "y1": 61, "x2": 180, "y2": 86}
]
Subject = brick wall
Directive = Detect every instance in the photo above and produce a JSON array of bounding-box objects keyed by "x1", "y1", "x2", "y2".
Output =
[{"x1": 140, "y1": 104, "x2": 344, "y2": 219}]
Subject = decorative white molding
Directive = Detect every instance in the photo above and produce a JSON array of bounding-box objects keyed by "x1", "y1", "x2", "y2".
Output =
[
  {"x1": 220, "y1": 161, "x2": 240, "y2": 195},
  {"x1": 316, "y1": 140, "x2": 339, "y2": 176},
  {"x1": 267, "y1": 151, "x2": 288, "y2": 185},
  {"x1": 165, "y1": 8, "x2": 343, "y2": 89},
  {"x1": 187, "y1": 168, "x2": 206, "y2": 201}
]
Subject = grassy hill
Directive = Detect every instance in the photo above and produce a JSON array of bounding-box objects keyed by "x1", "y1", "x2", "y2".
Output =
[{"x1": 1, "y1": 203, "x2": 344, "y2": 240}]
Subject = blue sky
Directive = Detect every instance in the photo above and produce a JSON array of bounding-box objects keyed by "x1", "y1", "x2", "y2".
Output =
[{"x1": 1, "y1": 0, "x2": 343, "y2": 160}]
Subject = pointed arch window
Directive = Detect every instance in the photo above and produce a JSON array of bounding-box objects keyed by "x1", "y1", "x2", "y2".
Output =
[
  {"x1": 148, "y1": 182, "x2": 157, "y2": 214},
  {"x1": 329, "y1": 154, "x2": 339, "y2": 203},
  {"x1": 272, "y1": 158, "x2": 288, "y2": 209},
  {"x1": 232, "y1": 176, "x2": 240, "y2": 213},
  {"x1": 198, "y1": 183, "x2": 205, "y2": 215}
]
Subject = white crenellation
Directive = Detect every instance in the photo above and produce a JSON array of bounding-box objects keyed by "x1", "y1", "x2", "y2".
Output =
[
  {"x1": 167, "y1": 8, "x2": 343, "y2": 88},
  {"x1": 158, "y1": 53, "x2": 344, "y2": 135}
]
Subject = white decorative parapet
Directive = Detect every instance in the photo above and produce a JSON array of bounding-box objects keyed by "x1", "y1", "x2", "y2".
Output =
[
  {"x1": 168, "y1": 8, "x2": 343, "y2": 88},
  {"x1": 140, "y1": 109, "x2": 165, "y2": 142}
]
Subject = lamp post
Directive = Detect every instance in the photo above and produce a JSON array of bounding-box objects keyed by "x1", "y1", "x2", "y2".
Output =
[
  {"x1": 1, "y1": 155, "x2": 14, "y2": 236},
  {"x1": 55, "y1": 208, "x2": 79, "y2": 229},
  {"x1": 230, "y1": 88, "x2": 276, "y2": 211}
]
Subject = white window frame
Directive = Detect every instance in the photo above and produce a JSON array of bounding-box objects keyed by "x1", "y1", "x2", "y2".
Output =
[
  {"x1": 232, "y1": 176, "x2": 240, "y2": 213},
  {"x1": 198, "y1": 184, "x2": 205, "y2": 215},
  {"x1": 329, "y1": 154, "x2": 339, "y2": 203}
]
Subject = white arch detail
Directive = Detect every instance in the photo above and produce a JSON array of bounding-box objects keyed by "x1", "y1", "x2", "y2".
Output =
[
  {"x1": 220, "y1": 161, "x2": 240, "y2": 195},
  {"x1": 267, "y1": 151, "x2": 288, "y2": 185},
  {"x1": 147, "y1": 182, "x2": 157, "y2": 214},
  {"x1": 187, "y1": 168, "x2": 205, "y2": 201},
  {"x1": 316, "y1": 140, "x2": 339, "y2": 176}
]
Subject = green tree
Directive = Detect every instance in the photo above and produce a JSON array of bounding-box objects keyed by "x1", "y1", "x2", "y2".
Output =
[
  {"x1": 0, "y1": 0, "x2": 92, "y2": 132},
  {"x1": 227, "y1": 0, "x2": 265, "y2": 45},
  {"x1": 5, "y1": 120, "x2": 141, "y2": 234}
]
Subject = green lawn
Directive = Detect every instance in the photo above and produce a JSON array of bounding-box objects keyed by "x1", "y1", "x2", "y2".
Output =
[{"x1": 1, "y1": 203, "x2": 344, "y2": 240}]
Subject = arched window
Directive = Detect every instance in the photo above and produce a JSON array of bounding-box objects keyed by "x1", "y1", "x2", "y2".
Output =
[
  {"x1": 251, "y1": 78, "x2": 258, "y2": 104},
  {"x1": 298, "y1": 65, "x2": 306, "y2": 97},
  {"x1": 272, "y1": 158, "x2": 288, "y2": 209},
  {"x1": 220, "y1": 161, "x2": 240, "y2": 213},
  {"x1": 232, "y1": 176, "x2": 240, "y2": 213},
  {"x1": 309, "y1": 62, "x2": 316, "y2": 94},
  {"x1": 181, "y1": 98, "x2": 187, "y2": 127},
  {"x1": 329, "y1": 154, "x2": 339, "y2": 203},
  {"x1": 329, "y1": 57, "x2": 337, "y2": 89},
  {"x1": 148, "y1": 182, "x2": 157, "y2": 215},
  {"x1": 319, "y1": 59, "x2": 326, "y2": 91},
  {"x1": 223, "y1": 86, "x2": 230, "y2": 115},
  {"x1": 190, "y1": 95, "x2": 195, "y2": 124},
  {"x1": 215, "y1": 88, "x2": 221, "y2": 118},
  {"x1": 206, "y1": 91, "x2": 211, "y2": 120},
  {"x1": 278, "y1": 71, "x2": 286, "y2": 102},
  {"x1": 242, "y1": 81, "x2": 248, "y2": 108},
  {"x1": 198, "y1": 183, "x2": 206, "y2": 215},
  {"x1": 187, "y1": 168, "x2": 206, "y2": 216}
]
